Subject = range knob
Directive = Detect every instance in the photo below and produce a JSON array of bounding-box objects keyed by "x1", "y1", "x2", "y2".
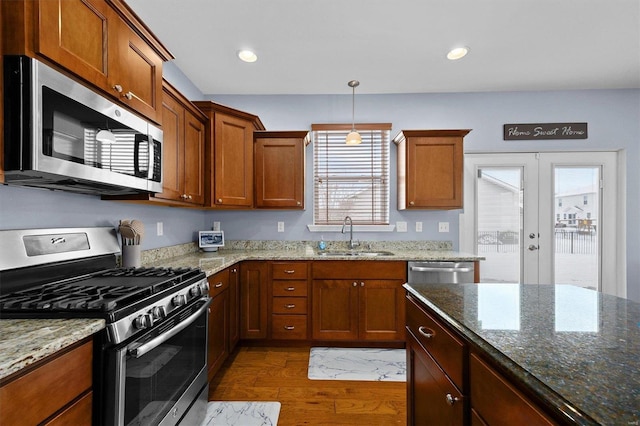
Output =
[
  {"x1": 189, "y1": 286, "x2": 202, "y2": 298},
  {"x1": 133, "y1": 314, "x2": 153, "y2": 330},
  {"x1": 151, "y1": 306, "x2": 166, "y2": 320},
  {"x1": 200, "y1": 281, "x2": 210, "y2": 293},
  {"x1": 172, "y1": 294, "x2": 187, "y2": 307}
]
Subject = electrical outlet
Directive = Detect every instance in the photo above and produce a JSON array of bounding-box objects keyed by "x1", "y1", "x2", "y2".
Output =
[
  {"x1": 416, "y1": 222, "x2": 423, "y2": 232},
  {"x1": 396, "y1": 221, "x2": 407, "y2": 232},
  {"x1": 277, "y1": 221, "x2": 285, "y2": 232},
  {"x1": 156, "y1": 222, "x2": 163, "y2": 236},
  {"x1": 438, "y1": 222, "x2": 450, "y2": 233},
  {"x1": 213, "y1": 221, "x2": 221, "y2": 231}
]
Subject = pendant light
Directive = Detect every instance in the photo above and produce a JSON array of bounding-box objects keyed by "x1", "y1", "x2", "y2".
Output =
[{"x1": 346, "y1": 80, "x2": 362, "y2": 145}]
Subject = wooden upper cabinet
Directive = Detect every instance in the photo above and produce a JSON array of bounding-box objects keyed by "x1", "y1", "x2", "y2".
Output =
[
  {"x1": 4, "y1": 0, "x2": 172, "y2": 124},
  {"x1": 254, "y1": 131, "x2": 309, "y2": 209},
  {"x1": 194, "y1": 101, "x2": 265, "y2": 209},
  {"x1": 394, "y1": 130, "x2": 470, "y2": 210},
  {"x1": 153, "y1": 80, "x2": 205, "y2": 205}
]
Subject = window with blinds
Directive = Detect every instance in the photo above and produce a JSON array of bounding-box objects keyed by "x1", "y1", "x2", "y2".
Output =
[{"x1": 312, "y1": 123, "x2": 391, "y2": 225}]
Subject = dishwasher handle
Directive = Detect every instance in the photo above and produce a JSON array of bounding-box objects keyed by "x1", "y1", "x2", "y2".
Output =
[{"x1": 409, "y1": 266, "x2": 473, "y2": 273}]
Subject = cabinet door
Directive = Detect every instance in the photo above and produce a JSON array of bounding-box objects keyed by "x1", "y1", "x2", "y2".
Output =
[
  {"x1": 36, "y1": 0, "x2": 111, "y2": 88},
  {"x1": 157, "y1": 89, "x2": 184, "y2": 201},
  {"x1": 407, "y1": 136, "x2": 463, "y2": 208},
  {"x1": 359, "y1": 279, "x2": 405, "y2": 341},
  {"x1": 109, "y1": 14, "x2": 162, "y2": 123},
  {"x1": 407, "y1": 334, "x2": 465, "y2": 426},
  {"x1": 183, "y1": 109, "x2": 206, "y2": 204},
  {"x1": 240, "y1": 261, "x2": 268, "y2": 339},
  {"x1": 312, "y1": 280, "x2": 358, "y2": 340},
  {"x1": 207, "y1": 288, "x2": 229, "y2": 382},
  {"x1": 213, "y1": 113, "x2": 254, "y2": 207},
  {"x1": 228, "y1": 266, "x2": 240, "y2": 351},
  {"x1": 254, "y1": 134, "x2": 305, "y2": 208}
]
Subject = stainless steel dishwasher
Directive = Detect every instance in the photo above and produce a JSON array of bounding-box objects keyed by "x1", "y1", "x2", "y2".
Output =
[{"x1": 408, "y1": 261, "x2": 475, "y2": 284}]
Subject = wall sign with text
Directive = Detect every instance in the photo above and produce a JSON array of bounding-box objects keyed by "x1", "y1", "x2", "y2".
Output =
[{"x1": 503, "y1": 123, "x2": 588, "y2": 140}]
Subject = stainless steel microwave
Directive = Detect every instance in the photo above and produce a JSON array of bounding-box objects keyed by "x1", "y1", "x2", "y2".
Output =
[{"x1": 3, "y1": 56, "x2": 163, "y2": 195}]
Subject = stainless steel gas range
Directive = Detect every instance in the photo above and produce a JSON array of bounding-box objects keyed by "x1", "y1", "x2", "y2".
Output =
[{"x1": 0, "y1": 227, "x2": 210, "y2": 426}]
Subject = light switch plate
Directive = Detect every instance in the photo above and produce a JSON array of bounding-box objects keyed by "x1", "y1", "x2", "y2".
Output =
[
  {"x1": 278, "y1": 222, "x2": 285, "y2": 232},
  {"x1": 213, "y1": 221, "x2": 221, "y2": 231},
  {"x1": 396, "y1": 221, "x2": 407, "y2": 232},
  {"x1": 438, "y1": 222, "x2": 450, "y2": 233},
  {"x1": 416, "y1": 222, "x2": 423, "y2": 232},
  {"x1": 156, "y1": 222, "x2": 163, "y2": 236}
]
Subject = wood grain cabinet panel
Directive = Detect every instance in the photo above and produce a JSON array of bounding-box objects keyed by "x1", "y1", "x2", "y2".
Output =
[
  {"x1": 254, "y1": 131, "x2": 309, "y2": 209},
  {"x1": 270, "y1": 261, "x2": 310, "y2": 340},
  {"x1": 228, "y1": 265, "x2": 240, "y2": 351},
  {"x1": 207, "y1": 269, "x2": 230, "y2": 382},
  {"x1": 394, "y1": 130, "x2": 470, "y2": 209},
  {"x1": 0, "y1": 339, "x2": 93, "y2": 426},
  {"x1": 239, "y1": 261, "x2": 269, "y2": 339},
  {"x1": 312, "y1": 261, "x2": 406, "y2": 342},
  {"x1": 194, "y1": 102, "x2": 265, "y2": 209}
]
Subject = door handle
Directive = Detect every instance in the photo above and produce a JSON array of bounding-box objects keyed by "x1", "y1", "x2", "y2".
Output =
[{"x1": 528, "y1": 244, "x2": 539, "y2": 251}]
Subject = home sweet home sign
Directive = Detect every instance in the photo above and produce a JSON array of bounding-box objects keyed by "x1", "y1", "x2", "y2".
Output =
[{"x1": 503, "y1": 123, "x2": 588, "y2": 140}]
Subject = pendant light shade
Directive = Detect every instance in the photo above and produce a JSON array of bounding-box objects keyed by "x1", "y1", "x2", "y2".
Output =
[{"x1": 346, "y1": 80, "x2": 361, "y2": 145}]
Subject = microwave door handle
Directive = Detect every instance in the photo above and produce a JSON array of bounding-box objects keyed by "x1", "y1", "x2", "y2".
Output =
[
  {"x1": 146, "y1": 136, "x2": 154, "y2": 180},
  {"x1": 128, "y1": 298, "x2": 211, "y2": 359}
]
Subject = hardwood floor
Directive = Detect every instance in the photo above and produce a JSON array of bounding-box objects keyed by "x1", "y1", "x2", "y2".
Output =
[{"x1": 209, "y1": 346, "x2": 407, "y2": 425}]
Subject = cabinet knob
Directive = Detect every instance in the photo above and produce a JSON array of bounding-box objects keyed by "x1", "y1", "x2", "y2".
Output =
[
  {"x1": 217, "y1": 198, "x2": 223, "y2": 203},
  {"x1": 409, "y1": 201, "x2": 415, "y2": 206},
  {"x1": 112, "y1": 84, "x2": 123, "y2": 93},
  {"x1": 296, "y1": 201, "x2": 301, "y2": 205},
  {"x1": 232, "y1": 268, "x2": 237, "y2": 273},
  {"x1": 445, "y1": 393, "x2": 460, "y2": 406},
  {"x1": 360, "y1": 282, "x2": 364, "y2": 287},
  {"x1": 123, "y1": 91, "x2": 133, "y2": 100},
  {"x1": 418, "y1": 326, "x2": 435, "y2": 338},
  {"x1": 352, "y1": 282, "x2": 358, "y2": 287}
]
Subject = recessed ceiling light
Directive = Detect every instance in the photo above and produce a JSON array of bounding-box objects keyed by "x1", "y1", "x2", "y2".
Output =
[
  {"x1": 238, "y1": 50, "x2": 258, "y2": 63},
  {"x1": 447, "y1": 46, "x2": 469, "y2": 60}
]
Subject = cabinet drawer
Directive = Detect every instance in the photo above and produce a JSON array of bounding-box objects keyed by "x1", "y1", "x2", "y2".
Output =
[
  {"x1": 406, "y1": 296, "x2": 465, "y2": 390},
  {"x1": 470, "y1": 353, "x2": 555, "y2": 426},
  {"x1": 273, "y1": 280, "x2": 308, "y2": 296},
  {"x1": 271, "y1": 315, "x2": 308, "y2": 339},
  {"x1": 272, "y1": 297, "x2": 307, "y2": 314},
  {"x1": 208, "y1": 269, "x2": 230, "y2": 297},
  {"x1": 272, "y1": 262, "x2": 308, "y2": 279},
  {"x1": 0, "y1": 340, "x2": 93, "y2": 426},
  {"x1": 44, "y1": 391, "x2": 92, "y2": 426}
]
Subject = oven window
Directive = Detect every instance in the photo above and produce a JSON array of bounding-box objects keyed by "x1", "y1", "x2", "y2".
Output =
[{"x1": 123, "y1": 308, "x2": 207, "y2": 425}]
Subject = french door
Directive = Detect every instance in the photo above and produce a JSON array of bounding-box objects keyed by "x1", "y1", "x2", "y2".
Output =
[{"x1": 461, "y1": 152, "x2": 620, "y2": 296}]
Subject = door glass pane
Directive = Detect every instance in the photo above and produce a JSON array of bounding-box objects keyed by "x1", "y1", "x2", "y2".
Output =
[
  {"x1": 476, "y1": 168, "x2": 523, "y2": 283},
  {"x1": 553, "y1": 167, "x2": 600, "y2": 290}
]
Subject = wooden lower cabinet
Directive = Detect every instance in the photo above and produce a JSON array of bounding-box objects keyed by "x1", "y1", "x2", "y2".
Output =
[
  {"x1": 239, "y1": 261, "x2": 269, "y2": 339},
  {"x1": 407, "y1": 333, "x2": 464, "y2": 425},
  {"x1": 207, "y1": 269, "x2": 229, "y2": 382},
  {"x1": 270, "y1": 261, "x2": 310, "y2": 340},
  {"x1": 312, "y1": 261, "x2": 406, "y2": 342},
  {"x1": 0, "y1": 338, "x2": 93, "y2": 426},
  {"x1": 228, "y1": 265, "x2": 240, "y2": 351}
]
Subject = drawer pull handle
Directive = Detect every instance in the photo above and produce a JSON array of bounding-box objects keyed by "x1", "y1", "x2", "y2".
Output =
[
  {"x1": 215, "y1": 282, "x2": 223, "y2": 288},
  {"x1": 445, "y1": 393, "x2": 460, "y2": 406},
  {"x1": 285, "y1": 287, "x2": 296, "y2": 291},
  {"x1": 284, "y1": 325, "x2": 295, "y2": 330},
  {"x1": 418, "y1": 326, "x2": 435, "y2": 338},
  {"x1": 284, "y1": 269, "x2": 295, "y2": 274},
  {"x1": 285, "y1": 304, "x2": 296, "y2": 309}
]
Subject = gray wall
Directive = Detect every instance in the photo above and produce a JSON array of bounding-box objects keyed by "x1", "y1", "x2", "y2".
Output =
[{"x1": 1, "y1": 63, "x2": 638, "y2": 299}]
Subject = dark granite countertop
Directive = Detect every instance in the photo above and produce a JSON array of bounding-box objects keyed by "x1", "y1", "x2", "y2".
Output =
[{"x1": 404, "y1": 283, "x2": 640, "y2": 426}]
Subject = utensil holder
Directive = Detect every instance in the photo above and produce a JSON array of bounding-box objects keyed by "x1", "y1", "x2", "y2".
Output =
[{"x1": 122, "y1": 245, "x2": 141, "y2": 268}]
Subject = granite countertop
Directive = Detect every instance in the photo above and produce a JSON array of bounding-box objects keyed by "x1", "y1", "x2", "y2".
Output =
[
  {"x1": 145, "y1": 245, "x2": 482, "y2": 277},
  {"x1": 404, "y1": 282, "x2": 640, "y2": 426},
  {"x1": 0, "y1": 318, "x2": 105, "y2": 381}
]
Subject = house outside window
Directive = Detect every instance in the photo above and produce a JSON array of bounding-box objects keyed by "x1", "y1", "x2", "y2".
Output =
[
  {"x1": 559, "y1": 198, "x2": 563, "y2": 207},
  {"x1": 584, "y1": 195, "x2": 588, "y2": 205},
  {"x1": 312, "y1": 124, "x2": 391, "y2": 225}
]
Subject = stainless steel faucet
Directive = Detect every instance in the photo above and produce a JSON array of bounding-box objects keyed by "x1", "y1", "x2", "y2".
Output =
[{"x1": 341, "y1": 216, "x2": 359, "y2": 249}]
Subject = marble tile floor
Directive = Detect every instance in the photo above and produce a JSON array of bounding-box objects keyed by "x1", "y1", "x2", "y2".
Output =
[
  {"x1": 307, "y1": 347, "x2": 406, "y2": 382},
  {"x1": 201, "y1": 401, "x2": 281, "y2": 426}
]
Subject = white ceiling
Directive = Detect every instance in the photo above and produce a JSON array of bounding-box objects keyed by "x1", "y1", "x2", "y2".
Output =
[{"x1": 127, "y1": 0, "x2": 640, "y2": 95}]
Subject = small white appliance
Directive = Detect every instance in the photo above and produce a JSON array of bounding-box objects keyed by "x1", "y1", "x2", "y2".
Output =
[{"x1": 198, "y1": 230, "x2": 224, "y2": 252}]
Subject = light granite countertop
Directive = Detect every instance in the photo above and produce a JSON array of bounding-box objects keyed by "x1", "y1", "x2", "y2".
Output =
[
  {"x1": 404, "y1": 282, "x2": 640, "y2": 426},
  {"x1": 0, "y1": 241, "x2": 482, "y2": 381},
  {"x1": 0, "y1": 318, "x2": 105, "y2": 381}
]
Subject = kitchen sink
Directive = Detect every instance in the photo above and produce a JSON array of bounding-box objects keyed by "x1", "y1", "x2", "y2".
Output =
[{"x1": 317, "y1": 250, "x2": 395, "y2": 257}]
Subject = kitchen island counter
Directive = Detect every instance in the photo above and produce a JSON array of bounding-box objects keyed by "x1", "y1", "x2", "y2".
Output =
[
  {"x1": 0, "y1": 318, "x2": 105, "y2": 380},
  {"x1": 404, "y1": 282, "x2": 640, "y2": 425}
]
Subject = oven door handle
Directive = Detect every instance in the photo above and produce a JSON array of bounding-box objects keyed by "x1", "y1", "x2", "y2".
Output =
[
  {"x1": 409, "y1": 266, "x2": 473, "y2": 273},
  {"x1": 128, "y1": 298, "x2": 211, "y2": 359}
]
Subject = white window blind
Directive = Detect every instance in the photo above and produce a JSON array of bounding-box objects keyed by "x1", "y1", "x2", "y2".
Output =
[{"x1": 312, "y1": 123, "x2": 391, "y2": 225}]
